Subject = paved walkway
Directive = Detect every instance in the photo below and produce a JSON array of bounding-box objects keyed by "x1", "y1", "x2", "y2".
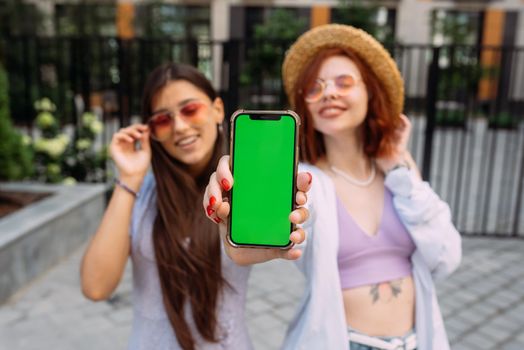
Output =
[{"x1": 1, "y1": 237, "x2": 524, "y2": 350}]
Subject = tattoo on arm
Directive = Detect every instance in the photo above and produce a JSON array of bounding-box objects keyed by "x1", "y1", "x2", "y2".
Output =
[
  {"x1": 369, "y1": 279, "x2": 404, "y2": 304},
  {"x1": 370, "y1": 284, "x2": 380, "y2": 303}
]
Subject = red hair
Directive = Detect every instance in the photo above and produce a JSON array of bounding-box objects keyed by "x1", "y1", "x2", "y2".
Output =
[{"x1": 293, "y1": 48, "x2": 402, "y2": 164}]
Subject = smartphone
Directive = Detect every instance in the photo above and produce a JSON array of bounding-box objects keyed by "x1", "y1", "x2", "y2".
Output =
[{"x1": 228, "y1": 110, "x2": 300, "y2": 248}]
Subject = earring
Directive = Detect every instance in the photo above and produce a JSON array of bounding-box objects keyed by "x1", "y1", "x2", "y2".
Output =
[{"x1": 218, "y1": 123, "x2": 224, "y2": 133}]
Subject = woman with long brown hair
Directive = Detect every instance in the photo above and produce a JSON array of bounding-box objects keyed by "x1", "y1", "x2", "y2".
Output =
[
  {"x1": 80, "y1": 62, "x2": 311, "y2": 350},
  {"x1": 205, "y1": 25, "x2": 462, "y2": 350}
]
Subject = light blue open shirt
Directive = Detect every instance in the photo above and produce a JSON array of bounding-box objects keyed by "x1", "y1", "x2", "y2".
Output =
[
  {"x1": 128, "y1": 173, "x2": 253, "y2": 350},
  {"x1": 282, "y1": 163, "x2": 462, "y2": 350}
]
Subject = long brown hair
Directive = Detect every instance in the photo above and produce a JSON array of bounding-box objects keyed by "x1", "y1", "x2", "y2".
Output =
[
  {"x1": 293, "y1": 48, "x2": 401, "y2": 164},
  {"x1": 141, "y1": 63, "x2": 226, "y2": 350}
]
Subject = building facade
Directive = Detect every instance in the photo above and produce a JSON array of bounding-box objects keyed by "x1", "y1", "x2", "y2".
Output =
[
  {"x1": 6, "y1": 0, "x2": 521, "y2": 91},
  {"x1": 2, "y1": 0, "x2": 523, "y2": 119},
  {"x1": 14, "y1": 0, "x2": 523, "y2": 45}
]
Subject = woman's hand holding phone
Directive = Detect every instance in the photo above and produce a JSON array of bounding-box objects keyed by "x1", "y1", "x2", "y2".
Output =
[{"x1": 203, "y1": 155, "x2": 311, "y2": 265}]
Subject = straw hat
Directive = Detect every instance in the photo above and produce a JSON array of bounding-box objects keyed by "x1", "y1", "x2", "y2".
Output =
[{"x1": 282, "y1": 24, "x2": 404, "y2": 117}]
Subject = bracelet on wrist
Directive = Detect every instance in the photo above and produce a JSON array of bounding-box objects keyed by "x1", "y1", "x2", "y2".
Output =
[{"x1": 115, "y1": 178, "x2": 139, "y2": 198}]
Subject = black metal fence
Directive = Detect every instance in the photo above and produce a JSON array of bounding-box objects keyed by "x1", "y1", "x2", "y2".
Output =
[{"x1": 2, "y1": 36, "x2": 524, "y2": 237}]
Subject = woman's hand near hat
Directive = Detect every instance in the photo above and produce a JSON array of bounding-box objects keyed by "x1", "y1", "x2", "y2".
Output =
[
  {"x1": 375, "y1": 114, "x2": 421, "y2": 179},
  {"x1": 203, "y1": 155, "x2": 312, "y2": 265}
]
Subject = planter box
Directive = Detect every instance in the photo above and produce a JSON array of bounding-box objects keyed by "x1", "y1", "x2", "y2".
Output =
[{"x1": 0, "y1": 182, "x2": 107, "y2": 304}]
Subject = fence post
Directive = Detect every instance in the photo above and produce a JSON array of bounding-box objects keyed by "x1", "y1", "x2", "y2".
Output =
[
  {"x1": 223, "y1": 39, "x2": 240, "y2": 116},
  {"x1": 117, "y1": 38, "x2": 131, "y2": 127},
  {"x1": 422, "y1": 46, "x2": 440, "y2": 181},
  {"x1": 80, "y1": 36, "x2": 91, "y2": 120},
  {"x1": 187, "y1": 38, "x2": 199, "y2": 67},
  {"x1": 23, "y1": 37, "x2": 33, "y2": 126}
]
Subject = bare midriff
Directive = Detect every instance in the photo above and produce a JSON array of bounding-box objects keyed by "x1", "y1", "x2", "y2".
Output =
[{"x1": 343, "y1": 275, "x2": 416, "y2": 337}]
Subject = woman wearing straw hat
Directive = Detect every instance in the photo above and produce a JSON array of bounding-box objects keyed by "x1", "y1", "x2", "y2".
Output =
[{"x1": 204, "y1": 24, "x2": 461, "y2": 350}]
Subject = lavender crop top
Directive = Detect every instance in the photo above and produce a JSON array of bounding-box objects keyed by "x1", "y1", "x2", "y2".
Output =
[{"x1": 336, "y1": 189, "x2": 416, "y2": 289}]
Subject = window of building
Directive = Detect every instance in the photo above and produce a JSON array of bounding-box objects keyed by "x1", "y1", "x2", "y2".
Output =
[
  {"x1": 233, "y1": 6, "x2": 309, "y2": 41},
  {"x1": 431, "y1": 9, "x2": 482, "y2": 46},
  {"x1": 55, "y1": 3, "x2": 117, "y2": 36},
  {"x1": 135, "y1": 4, "x2": 210, "y2": 40},
  {"x1": 332, "y1": 4, "x2": 396, "y2": 44}
]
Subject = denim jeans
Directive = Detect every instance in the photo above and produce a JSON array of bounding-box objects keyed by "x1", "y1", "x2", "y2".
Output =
[{"x1": 348, "y1": 326, "x2": 417, "y2": 350}]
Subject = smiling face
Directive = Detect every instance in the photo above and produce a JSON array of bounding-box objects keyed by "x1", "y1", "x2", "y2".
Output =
[
  {"x1": 150, "y1": 80, "x2": 224, "y2": 175},
  {"x1": 306, "y1": 55, "x2": 369, "y2": 138}
]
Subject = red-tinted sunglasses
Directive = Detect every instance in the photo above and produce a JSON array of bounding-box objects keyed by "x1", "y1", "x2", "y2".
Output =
[{"x1": 148, "y1": 101, "x2": 209, "y2": 141}]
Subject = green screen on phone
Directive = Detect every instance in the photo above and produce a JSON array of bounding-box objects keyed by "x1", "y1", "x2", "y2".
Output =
[{"x1": 229, "y1": 113, "x2": 297, "y2": 247}]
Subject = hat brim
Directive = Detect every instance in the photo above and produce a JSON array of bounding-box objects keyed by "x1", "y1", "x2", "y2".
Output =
[{"x1": 282, "y1": 24, "x2": 404, "y2": 117}]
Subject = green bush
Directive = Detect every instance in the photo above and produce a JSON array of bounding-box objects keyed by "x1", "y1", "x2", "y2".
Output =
[
  {"x1": 0, "y1": 63, "x2": 33, "y2": 180},
  {"x1": 32, "y1": 98, "x2": 108, "y2": 183},
  {"x1": 435, "y1": 108, "x2": 466, "y2": 127},
  {"x1": 488, "y1": 112, "x2": 519, "y2": 129}
]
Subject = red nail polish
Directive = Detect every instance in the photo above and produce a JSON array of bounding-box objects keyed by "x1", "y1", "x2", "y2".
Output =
[
  {"x1": 209, "y1": 196, "x2": 216, "y2": 207},
  {"x1": 214, "y1": 217, "x2": 222, "y2": 224},
  {"x1": 307, "y1": 172, "x2": 312, "y2": 184},
  {"x1": 221, "y1": 179, "x2": 231, "y2": 191},
  {"x1": 207, "y1": 207, "x2": 215, "y2": 216}
]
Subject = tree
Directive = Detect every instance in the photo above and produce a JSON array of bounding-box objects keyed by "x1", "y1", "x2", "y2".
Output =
[
  {"x1": 0, "y1": 0, "x2": 45, "y2": 37},
  {"x1": 334, "y1": 0, "x2": 379, "y2": 35},
  {"x1": 332, "y1": 0, "x2": 394, "y2": 46},
  {"x1": 0, "y1": 64, "x2": 33, "y2": 180},
  {"x1": 241, "y1": 9, "x2": 307, "y2": 87},
  {"x1": 430, "y1": 10, "x2": 479, "y2": 46}
]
